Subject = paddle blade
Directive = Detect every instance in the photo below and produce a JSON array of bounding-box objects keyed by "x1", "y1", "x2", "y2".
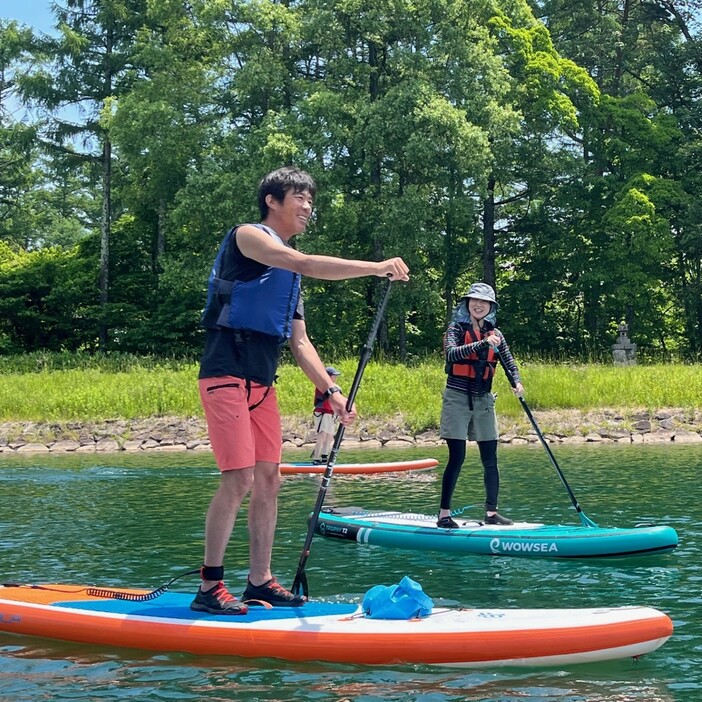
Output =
[
  {"x1": 291, "y1": 570, "x2": 308, "y2": 599},
  {"x1": 578, "y1": 511, "x2": 600, "y2": 528}
]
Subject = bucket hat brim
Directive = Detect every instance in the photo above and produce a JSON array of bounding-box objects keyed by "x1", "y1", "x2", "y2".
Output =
[{"x1": 462, "y1": 283, "x2": 498, "y2": 308}]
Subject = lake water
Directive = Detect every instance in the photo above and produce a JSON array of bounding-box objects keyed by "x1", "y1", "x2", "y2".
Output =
[{"x1": 0, "y1": 443, "x2": 700, "y2": 701}]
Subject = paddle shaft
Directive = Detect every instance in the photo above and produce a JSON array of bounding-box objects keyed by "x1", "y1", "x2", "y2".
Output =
[
  {"x1": 494, "y1": 349, "x2": 598, "y2": 528},
  {"x1": 292, "y1": 279, "x2": 393, "y2": 597}
]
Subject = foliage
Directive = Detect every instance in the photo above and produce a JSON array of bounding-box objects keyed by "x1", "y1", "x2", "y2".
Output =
[
  {"x1": 0, "y1": 241, "x2": 97, "y2": 353},
  {"x1": 1, "y1": 0, "x2": 701, "y2": 362}
]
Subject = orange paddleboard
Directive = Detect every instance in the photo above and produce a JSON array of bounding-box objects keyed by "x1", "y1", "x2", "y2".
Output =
[
  {"x1": 280, "y1": 457, "x2": 438, "y2": 475},
  {"x1": 0, "y1": 582, "x2": 672, "y2": 667}
]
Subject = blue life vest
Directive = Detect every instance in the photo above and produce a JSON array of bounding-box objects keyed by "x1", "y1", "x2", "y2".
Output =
[{"x1": 203, "y1": 224, "x2": 301, "y2": 341}]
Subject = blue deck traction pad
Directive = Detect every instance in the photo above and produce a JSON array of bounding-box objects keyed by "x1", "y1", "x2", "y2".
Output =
[{"x1": 55, "y1": 592, "x2": 359, "y2": 622}]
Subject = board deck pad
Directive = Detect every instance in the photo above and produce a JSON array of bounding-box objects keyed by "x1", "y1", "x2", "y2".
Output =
[
  {"x1": 55, "y1": 594, "x2": 357, "y2": 620},
  {"x1": 56, "y1": 592, "x2": 358, "y2": 623}
]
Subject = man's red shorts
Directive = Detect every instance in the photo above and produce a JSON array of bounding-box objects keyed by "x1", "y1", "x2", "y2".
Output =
[{"x1": 199, "y1": 376, "x2": 282, "y2": 471}]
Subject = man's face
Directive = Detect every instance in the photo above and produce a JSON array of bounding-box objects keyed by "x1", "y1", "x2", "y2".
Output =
[{"x1": 270, "y1": 188, "x2": 314, "y2": 235}]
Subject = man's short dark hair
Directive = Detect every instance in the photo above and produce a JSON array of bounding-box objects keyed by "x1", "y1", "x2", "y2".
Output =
[{"x1": 258, "y1": 167, "x2": 317, "y2": 219}]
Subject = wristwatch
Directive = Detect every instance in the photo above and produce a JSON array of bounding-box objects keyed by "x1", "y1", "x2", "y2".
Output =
[{"x1": 323, "y1": 385, "x2": 342, "y2": 400}]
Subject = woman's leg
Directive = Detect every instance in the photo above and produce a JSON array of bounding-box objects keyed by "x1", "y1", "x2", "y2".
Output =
[
  {"x1": 478, "y1": 439, "x2": 499, "y2": 512},
  {"x1": 439, "y1": 438, "x2": 467, "y2": 513}
]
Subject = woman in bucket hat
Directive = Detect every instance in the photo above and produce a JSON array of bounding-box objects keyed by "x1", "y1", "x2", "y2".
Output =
[{"x1": 436, "y1": 282, "x2": 524, "y2": 528}]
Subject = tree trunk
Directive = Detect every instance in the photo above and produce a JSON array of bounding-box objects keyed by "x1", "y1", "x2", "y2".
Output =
[
  {"x1": 482, "y1": 174, "x2": 496, "y2": 289},
  {"x1": 612, "y1": 0, "x2": 632, "y2": 95},
  {"x1": 98, "y1": 23, "x2": 114, "y2": 353},
  {"x1": 99, "y1": 137, "x2": 111, "y2": 352},
  {"x1": 398, "y1": 307, "x2": 406, "y2": 361},
  {"x1": 155, "y1": 197, "x2": 166, "y2": 273}
]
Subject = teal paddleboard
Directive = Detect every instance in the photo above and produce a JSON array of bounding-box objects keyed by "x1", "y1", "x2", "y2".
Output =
[{"x1": 315, "y1": 507, "x2": 679, "y2": 558}]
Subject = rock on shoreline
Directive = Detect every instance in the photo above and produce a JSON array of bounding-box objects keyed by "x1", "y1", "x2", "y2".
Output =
[{"x1": 0, "y1": 408, "x2": 701, "y2": 454}]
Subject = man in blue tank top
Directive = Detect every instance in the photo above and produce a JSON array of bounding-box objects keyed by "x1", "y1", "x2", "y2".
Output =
[{"x1": 192, "y1": 166, "x2": 410, "y2": 614}]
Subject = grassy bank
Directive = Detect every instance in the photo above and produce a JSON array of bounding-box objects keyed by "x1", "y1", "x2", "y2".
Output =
[{"x1": 0, "y1": 356, "x2": 700, "y2": 434}]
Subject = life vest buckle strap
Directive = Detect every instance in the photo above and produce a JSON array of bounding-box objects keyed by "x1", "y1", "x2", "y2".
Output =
[{"x1": 211, "y1": 277, "x2": 235, "y2": 295}]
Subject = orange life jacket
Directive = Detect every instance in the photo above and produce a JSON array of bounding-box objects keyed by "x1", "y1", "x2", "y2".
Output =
[{"x1": 450, "y1": 326, "x2": 497, "y2": 379}]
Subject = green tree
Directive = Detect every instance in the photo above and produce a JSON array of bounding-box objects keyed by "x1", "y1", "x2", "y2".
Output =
[
  {"x1": 21, "y1": 0, "x2": 147, "y2": 350},
  {"x1": 0, "y1": 20, "x2": 39, "y2": 247},
  {"x1": 530, "y1": 0, "x2": 702, "y2": 358},
  {"x1": 0, "y1": 240, "x2": 96, "y2": 352}
]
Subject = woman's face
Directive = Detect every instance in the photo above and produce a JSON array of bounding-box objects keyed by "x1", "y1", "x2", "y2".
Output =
[{"x1": 467, "y1": 297, "x2": 490, "y2": 321}]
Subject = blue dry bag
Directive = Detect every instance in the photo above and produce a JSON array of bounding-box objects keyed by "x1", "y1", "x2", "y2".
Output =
[{"x1": 362, "y1": 576, "x2": 434, "y2": 620}]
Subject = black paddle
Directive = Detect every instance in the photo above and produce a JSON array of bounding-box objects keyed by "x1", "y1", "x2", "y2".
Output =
[
  {"x1": 494, "y1": 348, "x2": 599, "y2": 528},
  {"x1": 291, "y1": 278, "x2": 393, "y2": 598}
]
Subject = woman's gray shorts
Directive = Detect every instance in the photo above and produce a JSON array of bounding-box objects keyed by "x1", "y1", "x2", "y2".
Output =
[{"x1": 439, "y1": 388, "x2": 499, "y2": 442}]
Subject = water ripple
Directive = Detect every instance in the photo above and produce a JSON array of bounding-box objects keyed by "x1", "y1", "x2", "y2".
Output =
[{"x1": 0, "y1": 444, "x2": 700, "y2": 700}]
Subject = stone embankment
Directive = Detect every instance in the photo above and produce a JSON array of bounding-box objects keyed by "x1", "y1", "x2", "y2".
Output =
[{"x1": 0, "y1": 408, "x2": 701, "y2": 454}]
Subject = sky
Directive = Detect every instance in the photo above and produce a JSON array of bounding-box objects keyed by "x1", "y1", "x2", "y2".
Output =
[
  {"x1": 2, "y1": 0, "x2": 55, "y2": 33},
  {"x1": 2, "y1": 1, "x2": 81, "y2": 124}
]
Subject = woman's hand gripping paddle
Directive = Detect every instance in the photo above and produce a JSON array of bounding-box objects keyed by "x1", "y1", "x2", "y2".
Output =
[
  {"x1": 291, "y1": 279, "x2": 393, "y2": 599},
  {"x1": 494, "y1": 349, "x2": 599, "y2": 528}
]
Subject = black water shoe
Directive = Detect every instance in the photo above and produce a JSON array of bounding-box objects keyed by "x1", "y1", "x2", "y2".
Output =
[
  {"x1": 243, "y1": 577, "x2": 305, "y2": 607},
  {"x1": 484, "y1": 512, "x2": 513, "y2": 525},
  {"x1": 436, "y1": 515, "x2": 459, "y2": 529},
  {"x1": 190, "y1": 582, "x2": 248, "y2": 615}
]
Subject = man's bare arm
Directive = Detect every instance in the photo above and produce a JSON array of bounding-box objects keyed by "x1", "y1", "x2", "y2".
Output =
[{"x1": 236, "y1": 226, "x2": 409, "y2": 281}]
